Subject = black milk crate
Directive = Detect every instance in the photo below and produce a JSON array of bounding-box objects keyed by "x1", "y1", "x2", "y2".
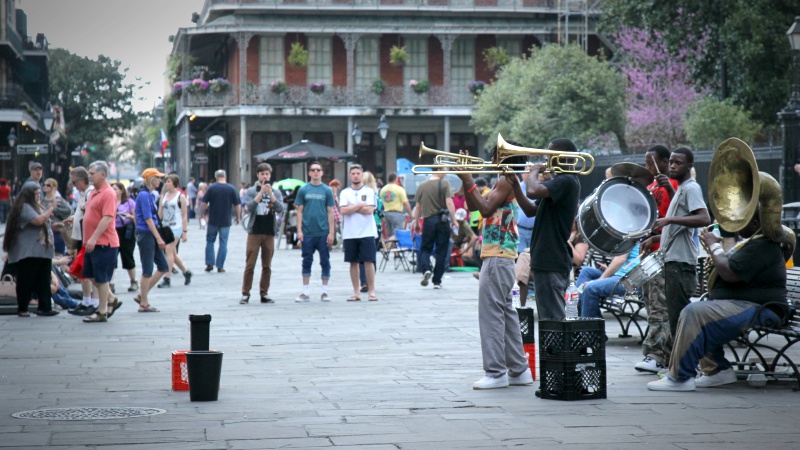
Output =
[
  {"x1": 539, "y1": 357, "x2": 607, "y2": 401},
  {"x1": 539, "y1": 318, "x2": 605, "y2": 361},
  {"x1": 516, "y1": 307, "x2": 535, "y2": 344}
]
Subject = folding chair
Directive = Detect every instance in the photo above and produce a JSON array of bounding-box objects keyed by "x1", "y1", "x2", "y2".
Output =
[{"x1": 392, "y1": 229, "x2": 416, "y2": 272}]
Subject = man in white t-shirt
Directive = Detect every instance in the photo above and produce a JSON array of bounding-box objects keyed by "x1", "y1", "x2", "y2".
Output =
[{"x1": 339, "y1": 164, "x2": 378, "y2": 301}]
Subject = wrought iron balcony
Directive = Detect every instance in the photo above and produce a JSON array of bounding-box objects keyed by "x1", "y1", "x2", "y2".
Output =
[
  {"x1": 202, "y1": 0, "x2": 587, "y2": 14},
  {"x1": 177, "y1": 84, "x2": 476, "y2": 112},
  {"x1": 0, "y1": 83, "x2": 45, "y2": 116}
]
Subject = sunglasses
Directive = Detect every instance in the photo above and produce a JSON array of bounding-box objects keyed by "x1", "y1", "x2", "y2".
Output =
[{"x1": 44, "y1": 184, "x2": 53, "y2": 187}]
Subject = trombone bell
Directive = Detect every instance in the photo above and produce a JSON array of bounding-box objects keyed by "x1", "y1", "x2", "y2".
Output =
[{"x1": 496, "y1": 134, "x2": 595, "y2": 175}]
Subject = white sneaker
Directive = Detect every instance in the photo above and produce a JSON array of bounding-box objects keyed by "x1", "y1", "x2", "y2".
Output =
[
  {"x1": 695, "y1": 368, "x2": 737, "y2": 388},
  {"x1": 320, "y1": 293, "x2": 330, "y2": 302},
  {"x1": 647, "y1": 376, "x2": 696, "y2": 391},
  {"x1": 421, "y1": 271, "x2": 432, "y2": 287},
  {"x1": 433, "y1": 284, "x2": 442, "y2": 289},
  {"x1": 508, "y1": 368, "x2": 533, "y2": 386},
  {"x1": 635, "y1": 356, "x2": 665, "y2": 373},
  {"x1": 295, "y1": 293, "x2": 310, "y2": 303},
  {"x1": 473, "y1": 373, "x2": 509, "y2": 390}
]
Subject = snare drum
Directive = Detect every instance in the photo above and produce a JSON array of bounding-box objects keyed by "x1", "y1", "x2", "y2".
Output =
[
  {"x1": 621, "y1": 251, "x2": 665, "y2": 292},
  {"x1": 577, "y1": 177, "x2": 657, "y2": 256}
]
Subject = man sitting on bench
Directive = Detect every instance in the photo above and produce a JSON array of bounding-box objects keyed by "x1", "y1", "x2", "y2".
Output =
[
  {"x1": 648, "y1": 209, "x2": 789, "y2": 391},
  {"x1": 576, "y1": 246, "x2": 640, "y2": 318}
]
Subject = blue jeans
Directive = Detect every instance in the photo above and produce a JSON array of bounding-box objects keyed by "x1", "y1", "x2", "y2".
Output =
[
  {"x1": 420, "y1": 214, "x2": 450, "y2": 285},
  {"x1": 302, "y1": 235, "x2": 331, "y2": 279},
  {"x1": 136, "y1": 231, "x2": 169, "y2": 277},
  {"x1": 52, "y1": 284, "x2": 78, "y2": 309},
  {"x1": 205, "y1": 224, "x2": 231, "y2": 268},
  {"x1": 576, "y1": 267, "x2": 624, "y2": 318}
]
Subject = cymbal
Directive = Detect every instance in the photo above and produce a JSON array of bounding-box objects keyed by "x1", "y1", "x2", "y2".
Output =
[{"x1": 610, "y1": 162, "x2": 654, "y2": 186}]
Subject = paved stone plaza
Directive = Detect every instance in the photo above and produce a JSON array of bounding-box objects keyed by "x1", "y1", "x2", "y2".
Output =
[{"x1": 1, "y1": 224, "x2": 798, "y2": 449}]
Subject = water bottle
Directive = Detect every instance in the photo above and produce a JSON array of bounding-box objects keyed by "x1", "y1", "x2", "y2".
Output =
[
  {"x1": 511, "y1": 282, "x2": 521, "y2": 309},
  {"x1": 527, "y1": 289, "x2": 535, "y2": 309},
  {"x1": 564, "y1": 281, "x2": 580, "y2": 319}
]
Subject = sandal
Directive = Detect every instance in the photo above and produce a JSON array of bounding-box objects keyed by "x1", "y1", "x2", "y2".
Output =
[
  {"x1": 106, "y1": 299, "x2": 123, "y2": 318},
  {"x1": 138, "y1": 305, "x2": 160, "y2": 313},
  {"x1": 368, "y1": 295, "x2": 379, "y2": 302},
  {"x1": 134, "y1": 295, "x2": 142, "y2": 305},
  {"x1": 83, "y1": 312, "x2": 107, "y2": 323},
  {"x1": 347, "y1": 296, "x2": 361, "y2": 302}
]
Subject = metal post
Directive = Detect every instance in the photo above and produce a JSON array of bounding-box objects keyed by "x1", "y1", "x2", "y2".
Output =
[{"x1": 781, "y1": 38, "x2": 800, "y2": 204}]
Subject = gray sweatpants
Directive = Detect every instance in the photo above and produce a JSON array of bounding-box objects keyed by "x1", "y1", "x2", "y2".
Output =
[{"x1": 478, "y1": 257, "x2": 528, "y2": 378}]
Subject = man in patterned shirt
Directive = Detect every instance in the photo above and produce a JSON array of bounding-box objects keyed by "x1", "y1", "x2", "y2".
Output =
[{"x1": 456, "y1": 142, "x2": 533, "y2": 390}]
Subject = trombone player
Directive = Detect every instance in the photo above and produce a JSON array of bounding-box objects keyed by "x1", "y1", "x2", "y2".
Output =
[{"x1": 506, "y1": 138, "x2": 581, "y2": 321}]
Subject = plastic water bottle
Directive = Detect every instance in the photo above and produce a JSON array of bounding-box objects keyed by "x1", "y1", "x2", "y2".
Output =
[
  {"x1": 564, "y1": 281, "x2": 580, "y2": 319},
  {"x1": 511, "y1": 282, "x2": 521, "y2": 309}
]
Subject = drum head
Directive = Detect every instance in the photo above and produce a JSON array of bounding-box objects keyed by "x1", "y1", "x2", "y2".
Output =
[{"x1": 598, "y1": 180, "x2": 655, "y2": 235}]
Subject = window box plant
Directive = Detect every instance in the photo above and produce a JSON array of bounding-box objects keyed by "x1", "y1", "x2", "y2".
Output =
[
  {"x1": 468, "y1": 80, "x2": 486, "y2": 97},
  {"x1": 371, "y1": 78, "x2": 387, "y2": 95},
  {"x1": 389, "y1": 45, "x2": 409, "y2": 66},
  {"x1": 309, "y1": 82, "x2": 326, "y2": 94},
  {"x1": 210, "y1": 78, "x2": 230, "y2": 93},
  {"x1": 483, "y1": 46, "x2": 510, "y2": 71},
  {"x1": 288, "y1": 42, "x2": 309, "y2": 68},
  {"x1": 270, "y1": 80, "x2": 288, "y2": 94},
  {"x1": 409, "y1": 79, "x2": 429, "y2": 94}
]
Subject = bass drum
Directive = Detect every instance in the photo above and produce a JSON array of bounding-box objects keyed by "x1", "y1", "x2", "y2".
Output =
[{"x1": 577, "y1": 177, "x2": 657, "y2": 256}]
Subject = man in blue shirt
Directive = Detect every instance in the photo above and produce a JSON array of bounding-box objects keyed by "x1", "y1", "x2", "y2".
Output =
[
  {"x1": 201, "y1": 170, "x2": 241, "y2": 273},
  {"x1": 294, "y1": 161, "x2": 335, "y2": 302},
  {"x1": 576, "y1": 246, "x2": 640, "y2": 318}
]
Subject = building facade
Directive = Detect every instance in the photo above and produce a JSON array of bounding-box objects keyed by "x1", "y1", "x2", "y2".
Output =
[
  {"x1": 0, "y1": 0, "x2": 50, "y2": 183},
  {"x1": 171, "y1": 0, "x2": 606, "y2": 187}
]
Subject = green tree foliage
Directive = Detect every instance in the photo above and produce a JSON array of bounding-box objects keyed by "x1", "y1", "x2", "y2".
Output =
[
  {"x1": 48, "y1": 48, "x2": 141, "y2": 161},
  {"x1": 471, "y1": 44, "x2": 627, "y2": 152},
  {"x1": 684, "y1": 97, "x2": 762, "y2": 150},
  {"x1": 601, "y1": 0, "x2": 796, "y2": 126}
]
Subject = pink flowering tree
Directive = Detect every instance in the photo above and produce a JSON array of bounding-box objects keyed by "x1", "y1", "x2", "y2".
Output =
[{"x1": 614, "y1": 19, "x2": 709, "y2": 150}]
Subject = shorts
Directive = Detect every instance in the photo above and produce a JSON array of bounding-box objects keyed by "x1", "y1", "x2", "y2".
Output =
[
  {"x1": 137, "y1": 231, "x2": 169, "y2": 277},
  {"x1": 82, "y1": 245, "x2": 119, "y2": 283},
  {"x1": 515, "y1": 251, "x2": 531, "y2": 286},
  {"x1": 343, "y1": 237, "x2": 377, "y2": 263}
]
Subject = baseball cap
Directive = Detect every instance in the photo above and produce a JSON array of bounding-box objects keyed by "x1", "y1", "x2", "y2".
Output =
[
  {"x1": 30, "y1": 162, "x2": 43, "y2": 170},
  {"x1": 455, "y1": 208, "x2": 468, "y2": 221},
  {"x1": 141, "y1": 168, "x2": 166, "y2": 179}
]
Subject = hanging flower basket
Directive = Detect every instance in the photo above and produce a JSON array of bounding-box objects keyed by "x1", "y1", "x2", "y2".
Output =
[
  {"x1": 210, "y1": 78, "x2": 230, "y2": 93},
  {"x1": 468, "y1": 80, "x2": 486, "y2": 97},
  {"x1": 185, "y1": 78, "x2": 210, "y2": 94},
  {"x1": 271, "y1": 80, "x2": 287, "y2": 94},
  {"x1": 389, "y1": 45, "x2": 409, "y2": 66},
  {"x1": 409, "y1": 79, "x2": 429, "y2": 94},
  {"x1": 310, "y1": 82, "x2": 326, "y2": 94},
  {"x1": 288, "y1": 42, "x2": 309, "y2": 68}
]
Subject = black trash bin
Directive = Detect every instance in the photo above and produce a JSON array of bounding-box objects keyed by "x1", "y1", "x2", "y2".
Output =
[
  {"x1": 185, "y1": 350, "x2": 223, "y2": 401},
  {"x1": 189, "y1": 314, "x2": 212, "y2": 351}
]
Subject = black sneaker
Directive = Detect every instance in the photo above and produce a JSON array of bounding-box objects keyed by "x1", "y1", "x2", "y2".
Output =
[
  {"x1": 239, "y1": 295, "x2": 250, "y2": 305},
  {"x1": 157, "y1": 278, "x2": 171, "y2": 288},
  {"x1": 205, "y1": 265, "x2": 214, "y2": 272},
  {"x1": 261, "y1": 296, "x2": 275, "y2": 304},
  {"x1": 68, "y1": 304, "x2": 88, "y2": 315},
  {"x1": 72, "y1": 305, "x2": 97, "y2": 317},
  {"x1": 37, "y1": 310, "x2": 60, "y2": 316},
  {"x1": 183, "y1": 270, "x2": 193, "y2": 285}
]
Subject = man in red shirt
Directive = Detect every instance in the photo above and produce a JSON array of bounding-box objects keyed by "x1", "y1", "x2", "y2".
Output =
[
  {"x1": 0, "y1": 178, "x2": 10, "y2": 223},
  {"x1": 635, "y1": 144, "x2": 680, "y2": 373},
  {"x1": 81, "y1": 161, "x2": 121, "y2": 323}
]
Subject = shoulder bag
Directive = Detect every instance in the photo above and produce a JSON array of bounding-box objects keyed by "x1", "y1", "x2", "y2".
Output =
[{"x1": 0, "y1": 274, "x2": 16, "y2": 298}]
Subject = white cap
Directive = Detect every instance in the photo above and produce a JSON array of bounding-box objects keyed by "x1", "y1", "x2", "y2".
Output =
[{"x1": 455, "y1": 208, "x2": 468, "y2": 221}]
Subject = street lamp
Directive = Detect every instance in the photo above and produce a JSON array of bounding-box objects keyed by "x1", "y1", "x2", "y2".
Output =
[
  {"x1": 780, "y1": 16, "x2": 800, "y2": 204},
  {"x1": 352, "y1": 122, "x2": 362, "y2": 159},
  {"x1": 7, "y1": 128, "x2": 16, "y2": 148},
  {"x1": 42, "y1": 105, "x2": 54, "y2": 175},
  {"x1": 376, "y1": 115, "x2": 389, "y2": 179}
]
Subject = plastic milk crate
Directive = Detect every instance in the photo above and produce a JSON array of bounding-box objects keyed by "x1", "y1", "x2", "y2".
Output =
[
  {"x1": 539, "y1": 318, "x2": 606, "y2": 361},
  {"x1": 539, "y1": 357, "x2": 607, "y2": 401},
  {"x1": 516, "y1": 308, "x2": 537, "y2": 380},
  {"x1": 172, "y1": 350, "x2": 190, "y2": 391}
]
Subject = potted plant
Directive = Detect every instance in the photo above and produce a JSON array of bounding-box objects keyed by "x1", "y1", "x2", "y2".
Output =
[
  {"x1": 288, "y1": 42, "x2": 309, "y2": 68},
  {"x1": 468, "y1": 80, "x2": 486, "y2": 97},
  {"x1": 185, "y1": 78, "x2": 210, "y2": 94},
  {"x1": 409, "y1": 79, "x2": 429, "y2": 94},
  {"x1": 270, "y1": 80, "x2": 288, "y2": 94},
  {"x1": 371, "y1": 78, "x2": 386, "y2": 95},
  {"x1": 309, "y1": 82, "x2": 326, "y2": 94},
  {"x1": 210, "y1": 78, "x2": 230, "y2": 93},
  {"x1": 483, "y1": 46, "x2": 510, "y2": 71},
  {"x1": 389, "y1": 45, "x2": 409, "y2": 66}
]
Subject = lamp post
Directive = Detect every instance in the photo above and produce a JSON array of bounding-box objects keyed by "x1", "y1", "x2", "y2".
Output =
[
  {"x1": 781, "y1": 16, "x2": 800, "y2": 204},
  {"x1": 352, "y1": 122, "x2": 362, "y2": 159},
  {"x1": 42, "y1": 105, "x2": 54, "y2": 177},
  {"x1": 376, "y1": 115, "x2": 389, "y2": 180}
]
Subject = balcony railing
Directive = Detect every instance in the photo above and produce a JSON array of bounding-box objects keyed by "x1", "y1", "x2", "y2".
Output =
[
  {"x1": 204, "y1": 0, "x2": 597, "y2": 11},
  {"x1": 177, "y1": 84, "x2": 476, "y2": 111},
  {"x1": 0, "y1": 27, "x2": 24, "y2": 57},
  {"x1": 0, "y1": 83, "x2": 45, "y2": 116}
]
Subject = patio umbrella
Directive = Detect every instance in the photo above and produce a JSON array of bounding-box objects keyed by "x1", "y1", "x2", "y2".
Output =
[
  {"x1": 273, "y1": 178, "x2": 306, "y2": 192},
  {"x1": 253, "y1": 139, "x2": 355, "y2": 163}
]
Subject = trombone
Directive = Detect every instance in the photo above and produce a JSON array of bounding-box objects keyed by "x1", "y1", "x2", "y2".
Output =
[{"x1": 410, "y1": 134, "x2": 595, "y2": 175}]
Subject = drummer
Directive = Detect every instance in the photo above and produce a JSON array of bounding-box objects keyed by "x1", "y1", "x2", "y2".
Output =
[
  {"x1": 633, "y1": 145, "x2": 681, "y2": 374},
  {"x1": 640, "y1": 147, "x2": 710, "y2": 356}
]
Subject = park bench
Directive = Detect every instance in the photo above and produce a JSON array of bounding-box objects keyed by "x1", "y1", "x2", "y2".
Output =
[{"x1": 725, "y1": 266, "x2": 800, "y2": 390}]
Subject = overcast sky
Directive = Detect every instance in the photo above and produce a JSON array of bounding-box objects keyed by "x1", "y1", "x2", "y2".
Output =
[{"x1": 22, "y1": 0, "x2": 206, "y2": 112}]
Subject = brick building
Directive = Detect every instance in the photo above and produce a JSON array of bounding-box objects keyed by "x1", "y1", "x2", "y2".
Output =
[{"x1": 170, "y1": 0, "x2": 607, "y2": 187}]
